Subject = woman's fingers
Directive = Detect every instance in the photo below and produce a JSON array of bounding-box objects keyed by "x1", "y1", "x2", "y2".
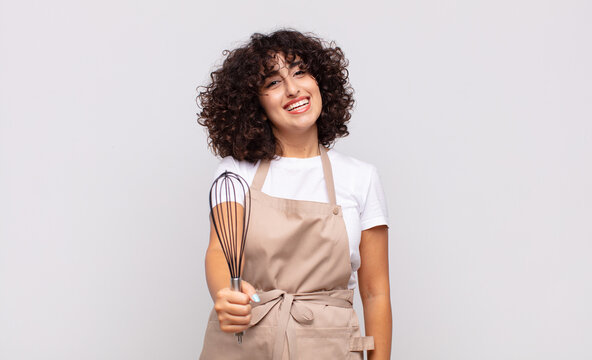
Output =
[
  {"x1": 215, "y1": 300, "x2": 252, "y2": 316},
  {"x1": 219, "y1": 287, "x2": 250, "y2": 303},
  {"x1": 216, "y1": 302, "x2": 252, "y2": 333},
  {"x1": 219, "y1": 323, "x2": 250, "y2": 333},
  {"x1": 218, "y1": 311, "x2": 252, "y2": 325},
  {"x1": 241, "y1": 280, "x2": 260, "y2": 303},
  {"x1": 214, "y1": 286, "x2": 255, "y2": 333}
]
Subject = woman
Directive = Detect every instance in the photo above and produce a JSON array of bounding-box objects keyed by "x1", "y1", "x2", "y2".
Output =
[{"x1": 197, "y1": 29, "x2": 391, "y2": 360}]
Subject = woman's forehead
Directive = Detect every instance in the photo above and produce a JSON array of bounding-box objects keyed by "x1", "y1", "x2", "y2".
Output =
[{"x1": 263, "y1": 52, "x2": 303, "y2": 74}]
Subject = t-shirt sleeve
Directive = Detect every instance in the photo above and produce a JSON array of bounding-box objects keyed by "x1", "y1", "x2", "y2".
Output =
[
  {"x1": 213, "y1": 157, "x2": 239, "y2": 180},
  {"x1": 360, "y1": 165, "x2": 389, "y2": 230}
]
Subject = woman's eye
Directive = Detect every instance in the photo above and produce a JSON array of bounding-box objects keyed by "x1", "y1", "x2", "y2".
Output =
[
  {"x1": 294, "y1": 70, "x2": 306, "y2": 76},
  {"x1": 265, "y1": 80, "x2": 280, "y2": 88}
]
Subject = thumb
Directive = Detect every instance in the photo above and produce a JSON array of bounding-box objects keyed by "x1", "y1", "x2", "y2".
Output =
[{"x1": 241, "y1": 280, "x2": 260, "y2": 303}]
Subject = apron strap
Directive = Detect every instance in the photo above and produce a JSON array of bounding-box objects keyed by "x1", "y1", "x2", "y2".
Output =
[
  {"x1": 250, "y1": 145, "x2": 338, "y2": 208},
  {"x1": 251, "y1": 159, "x2": 270, "y2": 191},
  {"x1": 350, "y1": 336, "x2": 375, "y2": 351},
  {"x1": 319, "y1": 145, "x2": 337, "y2": 206}
]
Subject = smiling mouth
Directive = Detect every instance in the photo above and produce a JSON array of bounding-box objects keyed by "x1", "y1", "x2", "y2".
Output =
[{"x1": 285, "y1": 98, "x2": 310, "y2": 112}]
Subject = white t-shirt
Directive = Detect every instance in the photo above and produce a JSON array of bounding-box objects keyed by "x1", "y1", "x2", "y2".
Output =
[{"x1": 213, "y1": 149, "x2": 389, "y2": 289}]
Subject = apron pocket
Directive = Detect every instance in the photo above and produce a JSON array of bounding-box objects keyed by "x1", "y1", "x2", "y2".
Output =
[{"x1": 294, "y1": 328, "x2": 353, "y2": 359}]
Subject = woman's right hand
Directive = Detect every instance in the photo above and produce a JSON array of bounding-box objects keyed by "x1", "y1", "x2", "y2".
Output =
[{"x1": 213, "y1": 280, "x2": 260, "y2": 333}]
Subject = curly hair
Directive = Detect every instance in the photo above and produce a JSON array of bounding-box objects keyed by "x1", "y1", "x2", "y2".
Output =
[{"x1": 197, "y1": 29, "x2": 354, "y2": 163}]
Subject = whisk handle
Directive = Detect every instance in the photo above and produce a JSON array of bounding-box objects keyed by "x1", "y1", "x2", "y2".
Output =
[
  {"x1": 230, "y1": 277, "x2": 241, "y2": 292},
  {"x1": 230, "y1": 277, "x2": 244, "y2": 344}
]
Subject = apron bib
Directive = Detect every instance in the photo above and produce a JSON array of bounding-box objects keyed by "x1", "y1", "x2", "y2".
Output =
[{"x1": 200, "y1": 145, "x2": 374, "y2": 360}]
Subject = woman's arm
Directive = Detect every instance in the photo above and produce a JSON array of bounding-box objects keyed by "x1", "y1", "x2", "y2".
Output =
[
  {"x1": 205, "y1": 203, "x2": 258, "y2": 333},
  {"x1": 358, "y1": 225, "x2": 392, "y2": 360}
]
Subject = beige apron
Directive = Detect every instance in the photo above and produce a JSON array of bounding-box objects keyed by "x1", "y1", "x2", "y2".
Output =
[{"x1": 200, "y1": 145, "x2": 374, "y2": 360}]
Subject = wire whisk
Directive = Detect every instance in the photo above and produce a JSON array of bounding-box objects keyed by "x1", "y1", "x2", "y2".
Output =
[{"x1": 209, "y1": 171, "x2": 251, "y2": 344}]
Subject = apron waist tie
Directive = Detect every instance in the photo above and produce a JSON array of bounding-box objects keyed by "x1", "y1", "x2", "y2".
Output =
[{"x1": 249, "y1": 289, "x2": 374, "y2": 360}]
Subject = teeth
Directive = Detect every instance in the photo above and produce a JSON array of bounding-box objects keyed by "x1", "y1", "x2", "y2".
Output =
[{"x1": 286, "y1": 99, "x2": 309, "y2": 111}]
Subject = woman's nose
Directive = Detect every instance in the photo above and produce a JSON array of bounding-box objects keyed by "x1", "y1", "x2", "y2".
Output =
[{"x1": 284, "y1": 78, "x2": 299, "y2": 97}]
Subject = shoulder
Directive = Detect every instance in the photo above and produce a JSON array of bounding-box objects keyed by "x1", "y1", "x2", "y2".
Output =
[
  {"x1": 327, "y1": 149, "x2": 384, "y2": 207},
  {"x1": 329, "y1": 149, "x2": 389, "y2": 229},
  {"x1": 327, "y1": 149, "x2": 379, "y2": 183}
]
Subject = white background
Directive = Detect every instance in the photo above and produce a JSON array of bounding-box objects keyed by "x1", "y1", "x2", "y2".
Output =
[{"x1": 1, "y1": 0, "x2": 591, "y2": 359}]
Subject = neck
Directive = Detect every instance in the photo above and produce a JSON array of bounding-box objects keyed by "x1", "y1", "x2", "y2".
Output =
[{"x1": 273, "y1": 127, "x2": 320, "y2": 158}]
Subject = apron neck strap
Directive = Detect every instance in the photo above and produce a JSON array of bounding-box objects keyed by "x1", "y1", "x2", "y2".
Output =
[
  {"x1": 319, "y1": 145, "x2": 337, "y2": 206},
  {"x1": 250, "y1": 144, "x2": 337, "y2": 206},
  {"x1": 251, "y1": 159, "x2": 270, "y2": 191}
]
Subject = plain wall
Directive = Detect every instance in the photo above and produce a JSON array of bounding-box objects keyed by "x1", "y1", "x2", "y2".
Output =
[{"x1": 1, "y1": 0, "x2": 591, "y2": 359}]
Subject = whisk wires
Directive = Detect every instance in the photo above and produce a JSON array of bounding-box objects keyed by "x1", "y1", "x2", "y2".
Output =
[{"x1": 209, "y1": 171, "x2": 251, "y2": 279}]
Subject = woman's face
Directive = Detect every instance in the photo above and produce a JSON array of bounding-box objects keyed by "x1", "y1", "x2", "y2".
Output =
[{"x1": 258, "y1": 53, "x2": 322, "y2": 138}]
